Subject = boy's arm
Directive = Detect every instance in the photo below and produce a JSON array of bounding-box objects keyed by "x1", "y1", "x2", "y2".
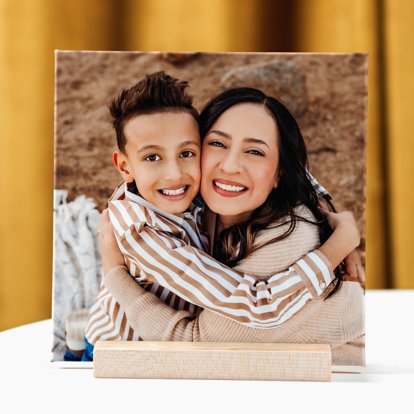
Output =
[
  {"x1": 105, "y1": 207, "x2": 357, "y2": 328},
  {"x1": 104, "y1": 211, "x2": 358, "y2": 342},
  {"x1": 307, "y1": 170, "x2": 330, "y2": 199},
  {"x1": 309, "y1": 173, "x2": 364, "y2": 284}
]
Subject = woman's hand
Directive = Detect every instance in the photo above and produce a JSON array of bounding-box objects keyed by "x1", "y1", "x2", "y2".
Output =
[
  {"x1": 343, "y1": 249, "x2": 366, "y2": 289},
  {"x1": 97, "y1": 209, "x2": 125, "y2": 276}
]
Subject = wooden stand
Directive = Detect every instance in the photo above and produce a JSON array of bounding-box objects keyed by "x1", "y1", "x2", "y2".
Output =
[{"x1": 93, "y1": 341, "x2": 332, "y2": 381}]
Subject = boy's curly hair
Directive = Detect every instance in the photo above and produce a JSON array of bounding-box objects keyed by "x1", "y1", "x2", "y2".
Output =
[{"x1": 109, "y1": 71, "x2": 199, "y2": 153}]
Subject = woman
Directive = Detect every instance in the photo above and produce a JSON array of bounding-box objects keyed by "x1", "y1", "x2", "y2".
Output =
[{"x1": 98, "y1": 87, "x2": 364, "y2": 365}]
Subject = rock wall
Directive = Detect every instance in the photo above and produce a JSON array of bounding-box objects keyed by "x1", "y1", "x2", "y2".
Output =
[{"x1": 55, "y1": 51, "x2": 367, "y2": 251}]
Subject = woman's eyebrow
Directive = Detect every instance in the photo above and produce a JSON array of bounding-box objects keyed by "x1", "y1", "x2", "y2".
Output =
[
  {"x1": 208, "y1": 130, "x2": 230, "y2": 139},
  {"x1": 243, "y1": 137, "x2": 270, "y2": 149},
  {"x1": 209, "y1": 130, "x2": 269, "y2": 149}
]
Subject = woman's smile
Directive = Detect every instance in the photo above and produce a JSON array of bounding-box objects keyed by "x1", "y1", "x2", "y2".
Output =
[{"x1": 212, "y1": 178, "x2": 248, "y2": 197}]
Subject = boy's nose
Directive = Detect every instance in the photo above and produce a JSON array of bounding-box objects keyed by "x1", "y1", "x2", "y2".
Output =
[{"x1": 164, "y1": 161, "x2": 184, "y2": 182}]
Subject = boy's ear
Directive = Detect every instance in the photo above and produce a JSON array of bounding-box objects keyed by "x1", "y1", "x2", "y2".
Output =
[{"x1": 113, "y1": 151, "x2": 134, "y2": 183}]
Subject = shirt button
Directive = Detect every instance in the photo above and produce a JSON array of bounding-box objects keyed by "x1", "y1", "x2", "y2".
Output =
[{"x1": 319, "y1": 281, "x2": 326, "y2": 290}]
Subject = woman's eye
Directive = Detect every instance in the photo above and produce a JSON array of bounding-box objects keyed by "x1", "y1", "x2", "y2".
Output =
[
  {"x1": 247, "y1": 149, "x2": 264, "y2": 156},
  {"x1": 181, "y1": 150, "x2": 196, "y2": 158},
  {"x1": 209, "y1": 140, "x2": 225, "y2": 148},
  {"x1": 144, "y1": 154, "x2": 161, "y2": 162}
]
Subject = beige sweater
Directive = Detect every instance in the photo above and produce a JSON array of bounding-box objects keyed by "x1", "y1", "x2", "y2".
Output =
[{"x1": 104, "y1": 205, "x2": 365, "y2": 366}]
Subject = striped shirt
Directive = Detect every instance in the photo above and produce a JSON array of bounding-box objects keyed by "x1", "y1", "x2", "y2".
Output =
[
  {"x1": 309, "y1": 173, "x2": 329, "y2": 198},
  {"x1": 85, "y1": 183, "x2": 205, "y2": 344},
  {"x1": 85, "y1": 177, "x2": 334, "y2": 344}
]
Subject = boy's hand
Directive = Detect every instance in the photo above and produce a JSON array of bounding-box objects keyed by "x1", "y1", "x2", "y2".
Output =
[
  {"x1": 318, "y1": 210, "x2": 361, "y2": 269},
  {"x1": 97, "y1": 209, "x2": 125, "y2": 276},
  {"x1": 321, "y1": 210, "x2": 360, "y2": 250},
  {"x1": 322, "y1": 210, "x2": 364, "y2": 286}
]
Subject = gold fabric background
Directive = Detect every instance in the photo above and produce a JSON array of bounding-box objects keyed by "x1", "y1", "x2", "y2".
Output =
[{"x1": 1, "y1": 0, "x2": 413, "y2": 330}]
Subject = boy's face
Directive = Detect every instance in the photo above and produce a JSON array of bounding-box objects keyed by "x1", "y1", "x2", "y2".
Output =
[{"x1": 114, "y1": 111, "x2": 201, "y2": 215}]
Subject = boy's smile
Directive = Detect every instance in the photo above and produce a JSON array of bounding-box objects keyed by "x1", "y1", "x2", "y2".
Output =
[
  {"x1": 158, "y1": 184, "x2": 190, "y2": 199},
  {"x1": 114, "y1": 111, "x2": 201, "y2": 215}
]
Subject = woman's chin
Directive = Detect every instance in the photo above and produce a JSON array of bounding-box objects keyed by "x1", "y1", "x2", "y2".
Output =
[
  {"x1": 211, "y1": 208, "x2": 253, "y2": 227},
  {"x1": 205, "y1": 200, "x2": 237, "y2": 215}
]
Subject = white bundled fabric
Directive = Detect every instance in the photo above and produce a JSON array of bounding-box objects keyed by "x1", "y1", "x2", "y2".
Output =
[{"x1": 52, "y1": 190, "x2": 103, "y2": 361}]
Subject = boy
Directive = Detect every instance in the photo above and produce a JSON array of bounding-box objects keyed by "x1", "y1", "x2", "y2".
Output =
[{"x1": 82, "y1": 72, "x2": 206, "y2": 356}]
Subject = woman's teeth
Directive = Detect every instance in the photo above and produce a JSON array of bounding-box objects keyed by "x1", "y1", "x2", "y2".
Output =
[
  {"x1": 214, "y1": 181, "x2": 246, "y2": 192},
  {"x1": 161, "y1": 186, "x2": 186, "y2": 196}
]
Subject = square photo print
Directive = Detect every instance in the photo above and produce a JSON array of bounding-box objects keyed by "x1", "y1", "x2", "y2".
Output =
[{"x1": 52, "y1": 51, "x2": 366, "y2": 368}]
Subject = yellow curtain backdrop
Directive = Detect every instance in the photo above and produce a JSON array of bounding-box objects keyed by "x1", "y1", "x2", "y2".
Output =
[
  {"x1": 1, "y1": 0, "x2": 413, "y2": 331},
  {"x1": 0, "y1": 0, "x2": 118, "y2": 331},
  {"x1": 123, "y1": 0, "x2": 261, "y2": 51},
  {"x1": 384, "y1": 0, "x2": 414, "y2": 288},
  {"x1": 294, "y1": 0, "x2": 387, "y2": 289}
]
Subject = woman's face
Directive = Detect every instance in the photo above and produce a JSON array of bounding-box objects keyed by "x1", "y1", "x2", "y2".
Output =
[{"x1": 200, "y1": 103, "x2": 279, "y2": 227}]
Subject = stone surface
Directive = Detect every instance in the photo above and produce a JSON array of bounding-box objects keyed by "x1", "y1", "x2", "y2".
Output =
[
  {"x1": 55, "y1": 52, "x2": 367, "y2": 256},
  {"x1": 221, "y1": 59, "x2": 307, "y2": 116}
]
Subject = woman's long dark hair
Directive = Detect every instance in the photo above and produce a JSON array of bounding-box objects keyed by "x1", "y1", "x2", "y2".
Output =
[{"x1": 199, "y1": 87, "x2": 342, "y2": 299}]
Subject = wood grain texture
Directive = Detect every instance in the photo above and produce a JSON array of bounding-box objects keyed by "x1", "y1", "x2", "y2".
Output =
[{"x1": 93, "y1": 341, "x2": 332, "y2": 381}]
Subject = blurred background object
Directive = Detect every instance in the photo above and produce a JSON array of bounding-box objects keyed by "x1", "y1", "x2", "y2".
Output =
[{"x1": 1, "y1": 0, "x2": 413, "y2": 331}]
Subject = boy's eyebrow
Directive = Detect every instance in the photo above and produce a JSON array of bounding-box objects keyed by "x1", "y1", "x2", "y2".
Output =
[
  {"x1": 137, "y1": 144, "x2": 163, "y2": 153},
  {"x1": 178, "y1": 140, "x2": 200, "y2": 147},
  {"x1": 137, "y1": 140, "x2": 200, "y2": 154},
  {"x1": 208, "y1": 130, "x2": 270, "y2": 149}
]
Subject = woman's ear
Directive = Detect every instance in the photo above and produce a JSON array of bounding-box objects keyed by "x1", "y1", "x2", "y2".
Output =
[
  {"x1": 113, "y1": 151, "x2": 134, "y2": 183},
  {"x1": 273, "y1": 170, "x2": 280, "y2": 188}
]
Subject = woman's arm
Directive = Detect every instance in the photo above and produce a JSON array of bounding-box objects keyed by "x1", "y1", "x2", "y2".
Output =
[{"x1": 104, "y1": 266, "x2": 199, "y2": 341}]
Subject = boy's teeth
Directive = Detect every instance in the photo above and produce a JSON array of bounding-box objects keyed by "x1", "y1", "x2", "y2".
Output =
[
  {"x1": 215, "y1": 181, "x2": 245, "y2": 192},
  {"x1": 161, "y1": 186, "x2": 186, "y2": 196}
]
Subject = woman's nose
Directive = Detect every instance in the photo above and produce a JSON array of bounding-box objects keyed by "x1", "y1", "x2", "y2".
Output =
[{"x1": 219, "y1": 150, "x2": 242, "y2": 175}]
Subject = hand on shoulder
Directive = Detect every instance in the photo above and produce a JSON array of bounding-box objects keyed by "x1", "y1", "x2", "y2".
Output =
[
  {"x1": 322, "y1": 210, "x2": 360, "y2": 250},
  {"x1": 97, "y1": 209, "x2": 126, "y2": 275},
  {"x1": 318, "y1": 210, "x2": 360, "y2": 269}
]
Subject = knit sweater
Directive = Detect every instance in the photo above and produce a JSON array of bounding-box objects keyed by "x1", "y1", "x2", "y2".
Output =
[{"x1": 104, "y1": 205, "x2": 365, "y2": 366}]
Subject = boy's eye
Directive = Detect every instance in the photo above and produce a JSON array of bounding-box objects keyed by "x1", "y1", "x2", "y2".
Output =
[
  {"x1": 247, "y1": 149, "x2": 264, "y2": 156},
  {"x1": 180, "y1": 150, "x2": 196, "y2": 158},
  {"x1": 208, "y1": 140, "x2": 225, "y2": 148},
  {"x1": 144, "y1": 154, "x2": 161, "y2": 162}
]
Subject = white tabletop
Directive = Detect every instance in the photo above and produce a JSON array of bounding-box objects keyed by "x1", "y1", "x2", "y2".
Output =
[{"x1": 1, "y1": 290, "x2": 413, "y2": 414}]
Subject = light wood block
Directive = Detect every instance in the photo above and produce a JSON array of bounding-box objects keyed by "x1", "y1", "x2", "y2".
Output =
[{"x1": 93, "y1": 341, "x2": 332, "y2": 382}]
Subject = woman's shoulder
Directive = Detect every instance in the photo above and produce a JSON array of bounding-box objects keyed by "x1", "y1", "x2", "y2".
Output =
[
  {"x1": 255, "y1": 204, "x2": 318, "y2": 244},
  {"x1": 234, "y1": 204, "x2": 321, "y2": 277},
  {"x1": 292, "y1": 204, "x2": 317, "y2": 220}
]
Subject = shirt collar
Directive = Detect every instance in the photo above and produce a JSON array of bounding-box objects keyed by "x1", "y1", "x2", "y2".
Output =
[{"x1": 111, "y1": 181, "x2": 203, "y2": 227}]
